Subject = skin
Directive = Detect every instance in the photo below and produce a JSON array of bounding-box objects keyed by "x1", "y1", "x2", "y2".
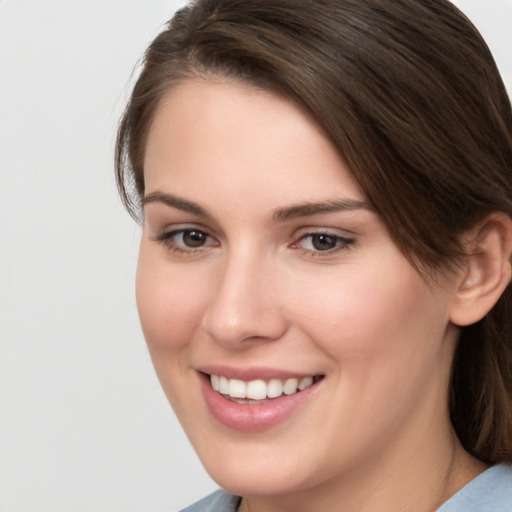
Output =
[{"x1": 137, "y1": 79, "x2": 484, "y2": 512}]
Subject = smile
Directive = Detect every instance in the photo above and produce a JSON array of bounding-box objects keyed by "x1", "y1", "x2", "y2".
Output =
[
  {"x1": 209, "y1": 374, "x2": 320, "y2": 402},
  {"x1": 200, "y1": 369, "x2": 325, "y2": 431}
]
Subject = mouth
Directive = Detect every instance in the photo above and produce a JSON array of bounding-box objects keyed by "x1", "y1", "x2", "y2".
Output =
[
  {"x1": 199, "y1": 370, "x2": 325, "y2": 431},
  {"x1": 208, "y1": 373, "x2": 324, "y2": 404}
]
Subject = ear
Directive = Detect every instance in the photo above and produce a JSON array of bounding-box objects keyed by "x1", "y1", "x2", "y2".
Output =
[{"x1": 450, "y1": 212, "x2": 512, "y2": 327}]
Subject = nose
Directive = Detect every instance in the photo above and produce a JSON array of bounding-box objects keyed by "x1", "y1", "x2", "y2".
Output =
[{"x1": 200, "y1": 252, "x2": 288, "y2": 348}]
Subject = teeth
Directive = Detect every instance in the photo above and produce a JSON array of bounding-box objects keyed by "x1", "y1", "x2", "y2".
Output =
[
  {"x1": 246, "y1": 380, "x2": 267, "y2": 400},
  {"x1": 267, "y1": 378, "x2": 283, "y2": 398},
  {"x1": 219, "y1": 376, "x2": 230, "y2": 395},
  {"x1": 210, "y1": 374, "x2": 220, "y2": 391},
  {"x1": 298, "y1": 376, "x2": 313, "y2": 390},
  {"x1": 229, "y1": 379, "x2": 246, "y2": 398},
  {"x1": 283, "y1": 378, "x2": 299, "y2": 395},
  {"x1": 209, "y1": 374, "x2": 317, "y2": 400}
]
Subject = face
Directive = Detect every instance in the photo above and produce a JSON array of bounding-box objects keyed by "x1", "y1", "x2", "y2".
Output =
[{"x1": 138, "y1": 79, "x2": 461, "y2": 498}]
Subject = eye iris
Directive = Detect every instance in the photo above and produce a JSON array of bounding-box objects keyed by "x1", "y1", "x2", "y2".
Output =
[
  {"x1": 311, "y1": 234, "x2": 337, "y2": 251},
  {"x1": 183, "y1": 230, "x2": 206, "y2": 247}
]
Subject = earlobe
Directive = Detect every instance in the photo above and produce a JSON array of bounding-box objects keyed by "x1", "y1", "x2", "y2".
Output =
[{"x1": 450, "y1": 212, "x2": 512, "y2": 327}]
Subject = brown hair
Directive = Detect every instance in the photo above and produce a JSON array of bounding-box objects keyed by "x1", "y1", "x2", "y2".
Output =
[{"x1": 116, "y1": 0, "x2": 512, "y2": 462}]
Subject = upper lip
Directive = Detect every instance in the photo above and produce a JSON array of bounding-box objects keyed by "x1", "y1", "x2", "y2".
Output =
[{"x1": 197, "y1": 365, "x2": 322, "y2": 381}]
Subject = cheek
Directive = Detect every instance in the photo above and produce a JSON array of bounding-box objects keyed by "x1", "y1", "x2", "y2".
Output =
[
  {"x1": 135, "y1": 246, "x2": 212, "y2": 418},
  {"x1": 291, "y1": 256, "x2": 451, "y2": 368},
  {"x1": 135, "y1": 246, "x2": 206, "y2": 355},
  {"x1": 287, "y1": 260, "x2": 456, "y2": 455}
]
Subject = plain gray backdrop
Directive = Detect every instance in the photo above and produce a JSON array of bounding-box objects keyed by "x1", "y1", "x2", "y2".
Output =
[{"x1": 0, "y1": 1, "x2": 511, "y2": 511}]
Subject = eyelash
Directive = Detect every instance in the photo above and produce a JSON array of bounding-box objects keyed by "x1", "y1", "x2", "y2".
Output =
[
  {"x1": 152, "y1": 228, "x2": 218, "y2": 255},
  {"x1": 152, "y1": 228, "x2": 355, "y2": 257},
  {"x1": 292, "y1": 232, "x2": 355, "y2": 257}
]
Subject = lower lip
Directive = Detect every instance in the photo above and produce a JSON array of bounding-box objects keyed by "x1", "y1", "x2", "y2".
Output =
[{"x1": 199, "y1": 373, "x2": 321, "y2": 432}]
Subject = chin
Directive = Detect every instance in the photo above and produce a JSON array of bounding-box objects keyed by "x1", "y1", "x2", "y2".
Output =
[
  {"x1": 207, "y1": 462, "x2": 312, "y2": 498},
  {"x1": 190, "y1": 431, "x2": 329, "y2": 498}
]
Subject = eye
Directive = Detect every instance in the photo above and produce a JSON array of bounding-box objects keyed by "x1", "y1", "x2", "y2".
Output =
[
  {"x1": 176, "y1": 229, "x2": 209, "y2": 248},
  {"x1": 153, "y1": 228, "x2": 218, "y2": 254},
  {"x1": 305, "y1": 234, "x2": 339, "y2": 251},
  {"x1": 293, "y1": 232, "x2": 354, "y2": 254}
]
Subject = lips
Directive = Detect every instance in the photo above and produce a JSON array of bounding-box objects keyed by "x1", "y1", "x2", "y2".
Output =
[{"x1": 199, "y1": 369, "x2": 324, "y2": 431}]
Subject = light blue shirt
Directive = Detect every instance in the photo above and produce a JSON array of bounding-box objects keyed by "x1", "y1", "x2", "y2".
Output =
[
  {"x1": 437, "y1": 463, "x2": 512, "y2": 511},
  {"x1": 180, "y1": 463, "x2": 512, "y2": 512}
]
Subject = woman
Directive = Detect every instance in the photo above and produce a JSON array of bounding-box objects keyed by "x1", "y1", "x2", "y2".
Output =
[{"x1": 115, "y1": 0, "x2": 512, "y2": 510}]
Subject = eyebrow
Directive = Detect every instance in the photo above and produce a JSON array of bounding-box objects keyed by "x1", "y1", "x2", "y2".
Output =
[
  {"x1": 143, "y1": 191, "x2": 371, "y2": 221},
  {"x1": 272, "y1": 199, "x2": 372, "y2": 221},
  {"x1": 143, "y1": 192, "x2": 211, "y2": 218}
]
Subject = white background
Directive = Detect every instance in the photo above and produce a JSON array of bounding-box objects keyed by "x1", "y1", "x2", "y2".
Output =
[{"x1": 0, "y1": 1, "x2": 511, "y2": 511}]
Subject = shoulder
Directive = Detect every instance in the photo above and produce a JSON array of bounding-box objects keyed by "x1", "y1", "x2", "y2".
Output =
[
  {"x1": 179, "y1": 489, "x2": 241, "y2": 512},
  {"x1": 437, "y1": 463, "x2": 512, "y2": 512}
]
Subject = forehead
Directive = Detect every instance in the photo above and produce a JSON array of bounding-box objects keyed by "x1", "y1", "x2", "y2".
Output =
[{"x1": 143, "y1": 79, "x2": 366, "y2": 210}]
